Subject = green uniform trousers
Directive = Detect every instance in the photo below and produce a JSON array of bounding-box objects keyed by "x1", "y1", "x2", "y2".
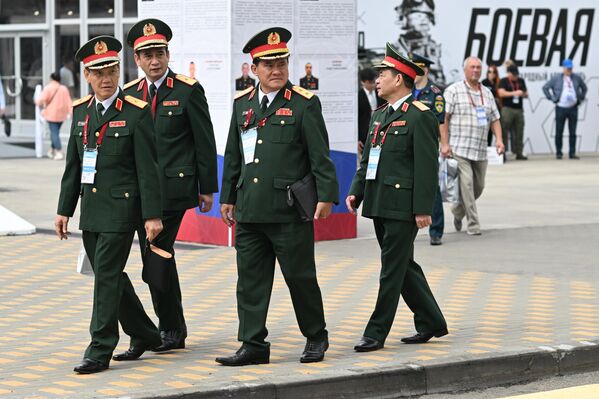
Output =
[
  {"x1": 501, "y1": 107, "x2": 525, "y2": 156},
  {"x1": 137, "y1": 210, "x2": 186, "y2": 332},
  {"x1": 365, "y1": 218, "x2": 446, "y2": 343},
  {"x1": 82, "y1": 231, "x2": 161, "y2": 365},
  {"x1": 235, "y1": 222, "x2": 327, "y2": 349}
]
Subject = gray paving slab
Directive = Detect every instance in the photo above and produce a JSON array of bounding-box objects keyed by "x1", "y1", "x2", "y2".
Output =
[{"x1": 0, "y1": 154, "x2": 598, "y2": 398}]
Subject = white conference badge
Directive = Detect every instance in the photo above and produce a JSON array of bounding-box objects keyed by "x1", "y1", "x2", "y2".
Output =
[
  {"x1": 512, "y1": 96, "x2": 520, "y2": 104},
  {"x1": 366, "y1": 146, "x2": 381, "y2": 180},
  {"x1": 81, "y1": 149, "x2": 98, "y2": 184},
  {"x1": 242, "y1": 127, "x2": 258, "y2": 165},
  {"x1": 476, "y1": 106, "x2": 488, "y2": 127}
]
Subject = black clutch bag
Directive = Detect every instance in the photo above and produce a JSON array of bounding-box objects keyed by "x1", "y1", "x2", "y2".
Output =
[
  {"x1": 142, "y1": 241, "x2": 174, "y2": 293},
  {"x1": 287, "y1": 173, "x2": 318, "y2": 221}
]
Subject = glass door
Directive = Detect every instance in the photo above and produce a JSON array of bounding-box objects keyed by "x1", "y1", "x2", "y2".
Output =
[{"x1": 0, "y1": 33, "x2": 45, "y2": 134}]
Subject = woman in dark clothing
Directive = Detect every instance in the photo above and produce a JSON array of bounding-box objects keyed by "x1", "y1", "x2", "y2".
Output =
[{"x1": 482, "y1": 65, "x2": 501, "y2": 146}]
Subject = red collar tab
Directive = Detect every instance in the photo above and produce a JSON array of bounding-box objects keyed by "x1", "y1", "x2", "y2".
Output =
[
  {"x1": 166, "y1": 77, "x2": 174, "y2": 89},
  {"x1": 115, "y1": 98, "x2": 123, "y2": 111},
  {"x1": 137, "y1": 80, "x2": 145, "y2": 92},
  {"x1": 87, "y1": 96, "x2": 94, "y2": 108},
  {"x1": 401, "y1": 102, "x2": 409, "y2": 112},
  {"x1": 248, "y1": 89, "x2": 256, "y2": 100},
  {"x1": 284, "y1": 89, "x2": 292, "y2": 100}
]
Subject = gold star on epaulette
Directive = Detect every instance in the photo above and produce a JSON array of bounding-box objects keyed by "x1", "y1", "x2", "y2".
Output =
[
  {"x1": 292, "y1": 85, "x2": 314, "y2": 99},
  {"x1": 124, "y1": 95, "x2": 148, "y2": 109}
]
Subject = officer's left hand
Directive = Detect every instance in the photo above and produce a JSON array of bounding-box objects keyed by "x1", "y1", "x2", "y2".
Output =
[
  {"x1": 198, "y1": 194, "x2": 214, "y2": 213},
  {"x1": 145, "y1": 218, "x2": 163, "y2": 242},
  {"x1": 314, "y1": 202, "x2": 333, "y2": 219},
  {"x1": 415, "y1": 215, "x2": 432, "y2": 229}
]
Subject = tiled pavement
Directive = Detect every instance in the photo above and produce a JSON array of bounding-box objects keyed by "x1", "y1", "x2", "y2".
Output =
[{"x1": 1, "y1": 221, "x2": 598, "y2": 399}]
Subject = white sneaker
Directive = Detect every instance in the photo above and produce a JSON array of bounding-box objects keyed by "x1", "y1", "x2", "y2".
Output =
[
  {"x1": 54, "y1": 150, "x2": 64, "y2": 160},
  {"x1": 47, "y1": 149, "x2": 55, "y2": 159}
]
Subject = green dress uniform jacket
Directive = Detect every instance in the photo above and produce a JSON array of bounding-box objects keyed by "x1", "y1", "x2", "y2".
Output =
[
  {"x1": 57, "y1": 91, "x2": 162, "y2": 226},
  {"x1": 221, "y1": 81, "x2": 339, "y2": 221},
  {"x1": 348, "y1": 96, "x2": 447, "y2": 343},
  {"x1": 349, "y1": 96, "x2": 438, "y2": 220},
  {"x1": 123, "y1": 69, "x2": 218, "y2": 211},
  {"x1": 57, "y1": 90, "x2": 162, "y2": 365}
]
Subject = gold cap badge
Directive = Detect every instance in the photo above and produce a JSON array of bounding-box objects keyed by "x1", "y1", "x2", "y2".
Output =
[
  {"x1": 267, "y1": 32, "x2": 280, "y2": 45},
  {"x1": 144, "y1": 23, "x2": 157, "y2": 36},
  {"x1": 94, "y1": 41, "x2": 107, "y2": 55}
]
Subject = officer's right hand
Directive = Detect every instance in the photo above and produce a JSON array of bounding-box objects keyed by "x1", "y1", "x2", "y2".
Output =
[
  {"x1": 441, "y1": 143, "x2": 452, "y2": 158},
  {"x1": 55, "y1": 215, "x2": 70, "y2": 240},
  {"x1": 220, "y1": 204, "x2": 236, "y2": 227},
  {"x1": 345, "y1": 195, "x2": 357, "y2": 215}
]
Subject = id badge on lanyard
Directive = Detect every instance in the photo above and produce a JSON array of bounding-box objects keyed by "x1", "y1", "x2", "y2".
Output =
[
  {"x1": 81, "y1": 149, "x2": 98, "y2": 184},
  {"x1": 476, "y1": 106, "x2": 488, "y2": 127},
  {"x1": 366, "y1": 146, "x2": 381, "y2": 180},
  {"x1": 512, "y1": 96, "x2": 520, "y2": 104},
  {"x1": 241, "y1": 127, "x2": 258, "y2": 165}
]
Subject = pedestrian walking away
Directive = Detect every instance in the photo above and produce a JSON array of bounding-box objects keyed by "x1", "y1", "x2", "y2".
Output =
[
  {"x1": 347, "y1": 43, "x2": 448, "y2": 353},
  {"x1": 54, "y1": 35, "x2": 163, "y2": 374},
  {"x1": 35, "y1": 72, "x2": 72, "y2": 160},
  {"x1": 122, "y1": 18, "x2": 219, "y2": 357},
  {"x1": 217, "y1": 27, "x2": 339, "y2": 366}
]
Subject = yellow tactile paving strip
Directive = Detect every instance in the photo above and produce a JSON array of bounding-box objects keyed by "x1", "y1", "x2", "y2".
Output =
[{"x1": 0, "y1": 233, "x2": 598, "y2": 398}]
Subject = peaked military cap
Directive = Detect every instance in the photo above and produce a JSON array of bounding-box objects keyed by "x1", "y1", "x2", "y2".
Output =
[
  {"x1": 127, "y1": 18, "x2": 172, "y2": 51},
  {"x1": 409, "y1": 52, "x2": 434, "y2": 68},
  {"x1": 76, "y1": 35, "x2": 122, "y2": 70},
  {"x1": 243, "y1": 27, "x2": 292, "y2": 60},
  {"x1": 374, "y1": 42, "x2": 424, "y2": 79}
]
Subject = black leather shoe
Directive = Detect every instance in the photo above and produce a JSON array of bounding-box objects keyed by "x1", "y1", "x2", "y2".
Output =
[
  {"x1": 153, "y1": 328, "x2": 186, "y2": 352},
  {"x1": 73, "y1": 358, "x2": 108, "y2": 374},
  {"x1": 300, "y1": 335, "x2": 329, "y2": 363},
  {"x1": 215, "y1": 345, "x2": 270, "y2": 366},
  {"x1": 401, "y1": 327, "x2": 448, "y2": 344},
  {"x1": 113, "y1": 345, "x2": 152, "y2": 361},
  {"x1": 556, "y1": 154, "x2": 563, "y2": 159},
  {"x1": 569, "y1": 155, "x2": 580, "y2": 159},
  {"x1": 354, "y1": 336, "x2": 384, "y2": 352},
  {"x1": 430, "y1": 236, "x2": 442, "y2": 246}
]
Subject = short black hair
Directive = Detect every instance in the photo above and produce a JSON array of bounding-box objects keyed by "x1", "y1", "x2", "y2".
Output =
[
  {"x1": 50, "y1": 72, "x2": 61, "y2": 82},
  {"x1": 359, "y1": 68, "x2": 377, "y2": 82}
]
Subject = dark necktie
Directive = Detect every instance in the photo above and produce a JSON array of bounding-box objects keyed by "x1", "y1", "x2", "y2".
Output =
[
  {"x1": 96, "y1": 102, "x2": 104, "y2": 118},
  {"x1": 149, "y1": 83, "x2": 157, "y2": 100},
  {"x1": 388, "y1": 106, "x2": 394, "y2": 117},
  {"x1": 260, "y1": 96, "x2": 269, "y2": 113}
]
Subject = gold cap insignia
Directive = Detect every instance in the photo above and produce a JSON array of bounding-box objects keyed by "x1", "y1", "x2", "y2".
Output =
[
  {"x1": 144, "y1": 23, "x2": 157, "y2": 37},
  {"x1": 94, "y1": 41, "x2": 107, "y2": 55},
  {"x1": 267, "y1": 32, "x2": 281, "y2": 45}
]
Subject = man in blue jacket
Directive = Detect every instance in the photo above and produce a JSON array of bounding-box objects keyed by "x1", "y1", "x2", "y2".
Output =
[{"x1": 542, "y1": 59, "x2": 587, "y2": 159}]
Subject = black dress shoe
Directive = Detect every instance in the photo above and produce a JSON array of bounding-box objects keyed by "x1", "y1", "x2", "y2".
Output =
[
  {"x1": 73, "y1": 358, "x2": 108, "y2": 374},
  {"x1": 569, "y1": 154, "x2": 580, "y2": 159},
  {"x1": 113, "y1": 346, "x2": 151, "y2": 361},
  {"x1": 515, "y1": 155, "x2": 528, "y2": 160},
  {"x1": 152, "y1": 328, "x2": 186, "y2": 352},
  {"x1": 430, "y1": 236, "x2": 442, "y2": 246},
  {"x1": 354, "y1": 336, "x2": 384, "y2": 352},
  {"x1": 401, "y1": 327, "x2": 448, "y2": 344},
  {"x1": 215, "y1": 345, "x2": 270, "y2": 366},
  {"x1": 556, "y1": 154, "x2": 563, "y2": 159},
  {"x1": 300, "y1": 334, "x2": 329, "y2": 363}
]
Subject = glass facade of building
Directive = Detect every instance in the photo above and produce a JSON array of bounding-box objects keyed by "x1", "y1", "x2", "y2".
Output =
[{"x1": 0, "y1": 0, "x2": 139, "y2": 130}]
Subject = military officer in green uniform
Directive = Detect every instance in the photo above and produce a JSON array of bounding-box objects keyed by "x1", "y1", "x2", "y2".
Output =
[
  {"x1": 217, "y1": 27, "x2": 339, "y2": 366},
  {"x1": 410, "y1": 52, "x2": 445, "y2": 246},
  {"x1": 115, "y1": 19, "x2": 218, "y2": 358},
  {"x1": 55, "y1": 36, "x2": 163, "y2": 374},
  {"x1": 346, "y1": 43, "x2": 447, "y2": 352}
]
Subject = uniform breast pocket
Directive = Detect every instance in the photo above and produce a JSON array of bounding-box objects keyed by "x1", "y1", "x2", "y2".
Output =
[
  {"x1": 384, "y1": 126, "x2": 409, "y2": 152},
  {"x1": 269, "y1": 116, "x2": 296, "y2": 143},
  {"x1": 101, "y1": 129, "x2": 131, "y2": 156},
  {"x1": 164, "y1": 166, "x2": 195, "y2": 200},
  {"x1": 382, "y1": 175, "x2": 413, "y2": 211},
  {"x1": 158, "y1": 107, "x2": 184, "y2": 133}
]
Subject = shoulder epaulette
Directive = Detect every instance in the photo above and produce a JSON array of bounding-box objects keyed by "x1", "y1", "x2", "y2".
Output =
[
  {"x1": 234, "y1": 86, "x2": 254, "y2": 100},
  {"x1": 412, "y1": 100, "x2": 430, "y2": 111},
  {"x1": 73, "y1": 95, "x2": 92, "y2": 108},
  {"x1": 124, "y1": 95, "x2": 148, "y2": 109},
  {"x1": 124, "y1": 77, "x2": 143, "y2": 90},
  {"x1": 430, "y1": 84, "x2": 441, "y2": 94},
  {"x1": 175, "y1": 74, "x2": 197, "y2": 86},
  {"x1": 292, "y1": 85, "x2": 314, "y2": 99}
]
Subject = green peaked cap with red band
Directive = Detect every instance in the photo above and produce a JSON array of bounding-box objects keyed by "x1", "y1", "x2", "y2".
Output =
[
  {"x1": 76, "y1": 35, "x2": 122, "y2": 70},
  {"x1": 127, "y1": 18, "x2": 172, "y2": 51},
  {"x1": 374, "y1": 42, "x2": 424, "y2": 80},
  {"x1": 243, "y1": 27, "x2": 292, "y2": 60}
]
